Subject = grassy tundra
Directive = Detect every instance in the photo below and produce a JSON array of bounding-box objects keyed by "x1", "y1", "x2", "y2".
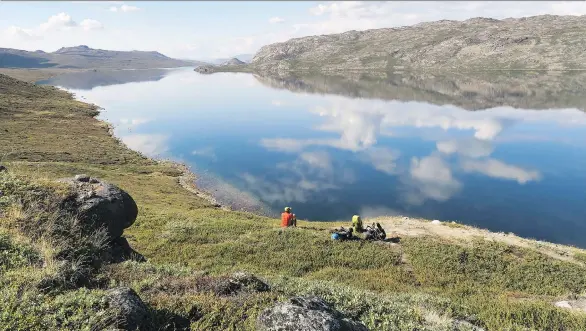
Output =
[{"x1": 1, "y1": 72, "x2": 586, "y2": 330}]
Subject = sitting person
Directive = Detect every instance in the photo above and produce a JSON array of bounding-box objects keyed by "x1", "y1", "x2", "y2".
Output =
[
  {"x1": 281, "y1": 207, "x2": 297, "y2": 228},
  {"x1": 352, "y1": 215, "x2": 365, "y2": 233}
]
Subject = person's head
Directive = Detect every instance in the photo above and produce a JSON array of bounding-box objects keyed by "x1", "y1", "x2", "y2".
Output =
[{"x1": 284, "y1": 206, "x2": 291, "y2": 213}]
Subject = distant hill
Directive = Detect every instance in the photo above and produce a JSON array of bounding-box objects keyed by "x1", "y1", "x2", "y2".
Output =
[
  {"x1": 221, "y1": 58, "x2": 246, "y2": 66},
  {"x1": 249, "y1": 15, "x2": 586, "y2": 73},
  {"x1": 209, "y1": 53, "x2": 254, "y2": 65},
  {"x1": 0, "y1": 45, "x2": 205, "y2": 70}
]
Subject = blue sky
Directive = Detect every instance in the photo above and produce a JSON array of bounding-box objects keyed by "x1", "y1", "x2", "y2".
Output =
[{"x1": 1, "y1": 1, "x2": 585, "y2": 59}]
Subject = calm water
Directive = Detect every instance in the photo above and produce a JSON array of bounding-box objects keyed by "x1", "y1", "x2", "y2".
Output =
[{"x1": 40, "y1": 69, "x2": 586, "y2": 247}]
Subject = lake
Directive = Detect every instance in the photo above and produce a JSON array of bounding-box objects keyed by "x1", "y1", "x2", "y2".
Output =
[{"x1": 39, "y1": 68, "x2": 586, "y2": 247}]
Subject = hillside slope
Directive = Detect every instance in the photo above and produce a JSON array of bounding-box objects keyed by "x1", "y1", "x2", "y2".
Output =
[
  {"x1": 250, "y1": 15, "x2": 586, "y2": 73},
  {"x1": 0, "y1": 45, "x2": 202, "y2": 69},
  {"x1": 3, "y1": 73, "x2": 586, "y2": 330}
]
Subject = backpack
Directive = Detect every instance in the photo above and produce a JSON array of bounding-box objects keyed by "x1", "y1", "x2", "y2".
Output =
[{"x1": 364, "y1": 223, "x2": 386, "y2": 241}]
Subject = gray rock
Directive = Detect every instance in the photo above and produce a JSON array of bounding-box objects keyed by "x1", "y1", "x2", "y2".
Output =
[
  {"x1": 229, "y1": 271, "x2": 270, "y2": 292},
  {"x1": 554, "y1": 298, "x2": 586, "y2": 311},
  {"x1": 201, "y1": 272, "x2": 270, "y2": 296},
  {"x1": 74, "y1": 174, "x2": 90, "y2": 182},
  {"x1": 257, "y1": 296, "x2": 368, "y2": 331},
  {"x1": 555, "y1": 300, "x2": 572, "y2": 309},
  {"x1": 194, "y1": 65, "x2": 216, "y2": 74},
  {"x1": 60, "y1": 177, "x2": 138, "y2": 238},
  {"x1": 104, "y1": 287, "x2": 150, "y2": 330}
]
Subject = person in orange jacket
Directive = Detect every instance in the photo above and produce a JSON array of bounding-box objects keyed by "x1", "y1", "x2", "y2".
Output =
[{"x1": 281, "y1": 207, "x2": 297, "y2": 227}]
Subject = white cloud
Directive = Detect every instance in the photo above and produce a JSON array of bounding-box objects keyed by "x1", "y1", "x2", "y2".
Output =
[
  {"x1": 461, "y1": 158, "x2": 541, "y2": 184},
  {"x1": 269, "y1": 17, "x2": 286, "y2": 24},
  {"x1": 361, "y1": 147, "x2": 400, "y2": 175},
  {"x1": 3, "y1": 12, "x2": 104, "y2": 43},
  {"x1": 437, "y1": 138, "x2": 494, "y2": 158},
  {"x1": 191, "y1": 147, "x2": 217, "y2": 161},
  {"x1": 110, "y1": 4, "x2": 140, "y2": 12},
  {"x1": 119, "y1": 118, "x2": 151, "y2": 128},
  {"x1": 405, "y1": 154, "x2": 462, "y2": 205},
  {"x1": 3, "y1": 26, "x2": 39, "y2": 40},
  {"x1": 120, "y1": 134, "x2": 169, "y2": 157},
  {"x1": 80, "y1": 19, "x2": 104, "y2": 31},
  {"x1": 39, "y1": 12, "x2": 77, "y2": 31},
  {"x1": 299, "y1": 151, "x2": 333, "y2": 172}
]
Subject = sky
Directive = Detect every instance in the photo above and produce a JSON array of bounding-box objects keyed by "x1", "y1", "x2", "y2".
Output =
[{"x1": 1, "y1": 1, "x2": 586, "y2": 60}]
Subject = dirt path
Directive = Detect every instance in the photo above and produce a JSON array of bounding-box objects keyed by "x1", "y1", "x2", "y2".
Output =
[{"x1": 375, "y1": 216, "x2": 585, "y2": 265}]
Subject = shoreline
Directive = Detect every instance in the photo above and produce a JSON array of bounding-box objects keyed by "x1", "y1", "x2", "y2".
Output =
[
  {"x1": 13, "y1": 68, "x2": 586, "y2": 252},
  {"x1": 36, "y1": 72, "x2": 234, "y2": 213}
]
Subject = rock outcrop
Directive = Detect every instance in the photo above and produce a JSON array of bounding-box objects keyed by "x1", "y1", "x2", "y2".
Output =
[
  {"x1": 60, "y1": 175, "x2": 138, "y2": 239},
  {"x1": 104, "y1": 287, "x2": 150, "y2": 330},
  {"x1": 59, "y1": 175, "x2": 144, "y2": 262},
  {"x1": 194, "y1": 65, "x2": 216, "y2": 74},
  {"x1": 249, "y1": 15, "x2": 586, "y2": 73},
  {"x1": 257, "y1": 296, "x2": 368, "y2": 331}
]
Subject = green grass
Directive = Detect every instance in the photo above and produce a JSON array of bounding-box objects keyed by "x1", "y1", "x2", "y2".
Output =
[{"x1": 2, "y1": 71, "x2": 586, "y2": 330}]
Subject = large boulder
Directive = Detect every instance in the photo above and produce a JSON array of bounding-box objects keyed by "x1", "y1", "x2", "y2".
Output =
[
  {"x1": 60, "y1": 175, "x2": 138, "y2": 239},
  {"x1": 104, "y1": 287, "x2": 150, "y2": 330},
  {"x1": 257, "y1": 296, "x2": 368, "y2": 331}
]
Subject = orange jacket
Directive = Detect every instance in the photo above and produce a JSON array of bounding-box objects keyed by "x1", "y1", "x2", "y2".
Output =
[{"x1": 281, "y1": 212, "x2": 293, "y2": 227}]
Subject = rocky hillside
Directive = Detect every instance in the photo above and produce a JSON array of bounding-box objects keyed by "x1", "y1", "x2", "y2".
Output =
[
  {"x1": 0, "y1": 45, "x2": 203, "y2": 69},
  {"x1": 250, "y1": 15, "x2": 586, "y2": 73},
  {"x1": 253, "y1": 70, "x2": 586, "y2": 111},
  {"x1": 221, "y1": 57, "x2": 246, "y2": 66}
]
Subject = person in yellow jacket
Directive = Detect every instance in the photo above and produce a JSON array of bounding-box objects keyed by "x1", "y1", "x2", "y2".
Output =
[{"x1": 352, "y1": 215, "x2": 364, "y2": 233}]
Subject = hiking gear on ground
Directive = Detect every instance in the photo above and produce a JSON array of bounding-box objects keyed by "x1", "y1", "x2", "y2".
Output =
[
  {"x1": 331, "y1": 233, "x2": 340, "y2": 240},
  {"x1": 352, "y1": 215, "x2": 364, "y2": 233},
  {"x1": 281, "y1": 212, "x2": 293, "y2": 227},
  {"x1": 364, "y1": 222, "x2": 386, "y2": 241},
  {"x1": 331, "y1": 227, "x2": 354, "y2": 241},
  {"x1": 284, "y1": 207, "x2": 291, "y2": 212}
]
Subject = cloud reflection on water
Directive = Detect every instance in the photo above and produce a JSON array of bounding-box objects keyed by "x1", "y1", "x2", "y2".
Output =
[{"x1": 257, "y1": 96, "x2": 583, "y2": 208}]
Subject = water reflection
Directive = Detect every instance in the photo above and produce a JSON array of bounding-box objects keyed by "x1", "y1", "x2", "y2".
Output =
[
  {"x1": 37, "y1": 68, "x2": 169, "y2": 90},
  {"x1": 254, "y1": 71, "x2": 586, "y2": 111},
  {"x1": 39, "y1": 69, "x2": 586, "y2": 246}
]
